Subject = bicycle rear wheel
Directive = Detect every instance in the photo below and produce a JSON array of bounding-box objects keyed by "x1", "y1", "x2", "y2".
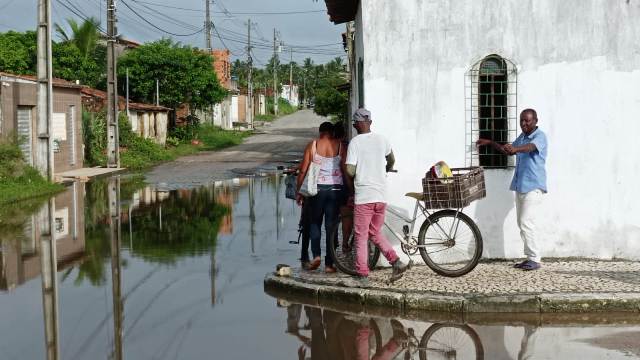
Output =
[
  {"x1": 419, "y1": 323, "x2": 484, "y2": 360},
  {"x1": 418, "y1": 210, "x2": 482, "y2": 277},
  {"x1": 328, "y1": 215, "x2": 380, "y2": 276}
]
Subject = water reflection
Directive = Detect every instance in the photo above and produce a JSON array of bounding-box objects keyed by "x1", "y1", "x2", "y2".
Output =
[
  {"x1": 0, "y1": 174, "x2": 299, "y2": 359},
  {"x1": 270, "y1": 297, "x2": 640, "y2": 359},
  {"x1": 3, "y1": 174, "x2": 638, "y2": 359}
]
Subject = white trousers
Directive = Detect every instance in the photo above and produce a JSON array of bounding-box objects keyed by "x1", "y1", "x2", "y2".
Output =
[{"x1": 515, "y1": 189, "x2": 544, "y2": 262}]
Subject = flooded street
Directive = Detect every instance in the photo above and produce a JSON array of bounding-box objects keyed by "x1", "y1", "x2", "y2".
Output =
[{"x1": 1, "y1": 175, "x2": 639, "y2": 359}]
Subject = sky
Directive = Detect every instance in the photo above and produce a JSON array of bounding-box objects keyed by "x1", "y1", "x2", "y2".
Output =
[{"x1": 0, "y1": 0, "x2": 346, "y2": 67}]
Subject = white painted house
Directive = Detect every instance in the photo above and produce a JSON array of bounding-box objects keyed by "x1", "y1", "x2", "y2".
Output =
[{"x1": 324, "y1": 0, "x2": 640, "y2": 260}]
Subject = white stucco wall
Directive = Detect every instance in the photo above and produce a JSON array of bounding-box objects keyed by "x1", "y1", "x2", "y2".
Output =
[
  {"x1": 355, "y1": 0, "x2": 640, "y2": 259},
  {"x1": 230, "y1": 95, "x2": 239, "y2": 123}
]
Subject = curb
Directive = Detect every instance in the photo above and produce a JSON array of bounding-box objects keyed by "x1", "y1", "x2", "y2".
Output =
[{"x1": 264, "y1": 273, "x2": 640, "y2": 314}]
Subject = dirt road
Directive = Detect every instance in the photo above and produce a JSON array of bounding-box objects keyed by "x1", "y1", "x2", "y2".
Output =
[{"x1": 145, "y1": 110, "x2": 326, "y2": 188}]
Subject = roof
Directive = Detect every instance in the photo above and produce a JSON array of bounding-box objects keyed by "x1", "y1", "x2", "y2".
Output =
[
  {"x1": 81, "y1": 87, "x2": 171, "y2": 112},
  {"x1": 324, "y1": 0, "x2": 358, "y2": 24},
  {"x1": 0, "y1": 72, "x2": 84, "y2": 89}
]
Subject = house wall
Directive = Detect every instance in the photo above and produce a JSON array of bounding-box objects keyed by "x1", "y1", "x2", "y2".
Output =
[
  {"x1": 356, "y1": 0, "x2": 640, "y2": 260},
  {"x1": 238, "y1": 95, "x2": 247, "y2": 123},
  {"x1": 230, "y1": 95, "x2": 239, "y2": 123},
  {"x1": 0, "y1": 80, "x2": 83, "y2": 173},
  {"x1": 155, "y1": 112, "x2": 167, "y2": 145}
]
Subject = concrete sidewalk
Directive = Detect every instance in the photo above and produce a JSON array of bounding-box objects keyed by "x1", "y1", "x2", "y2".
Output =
[{"x1": 264, "y1": 260, "x2": 640, "y2": 314}]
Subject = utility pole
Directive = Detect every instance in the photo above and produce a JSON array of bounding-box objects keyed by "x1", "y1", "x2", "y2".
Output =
[
  {"x1": 125, "y1": 68, "x2": 129, "y2": 117},
  {"x1": 36, "y1": 0, "x2": 53, "y2": 180},
  {"x1": 106, "y1": 0, "x2": 120, "y2": 168},
  {"x1": 205, "y1": 0, "x2": 212, "y2": 52},
  {"x1": 108, "y1": 177, "x2": 122, "y2": 360},
  {"x1": 289, "y1": 47, "x2": 293, "y2": 103},
  {"x1": 273, "y1": 28, "x2": 279, "y2": 116},
  {"x1": 156, "y1": 79, "x2": 159, "y2": 106},
  {"x1": 247, "y1": 19, "x2": 253, "y2": 128}
]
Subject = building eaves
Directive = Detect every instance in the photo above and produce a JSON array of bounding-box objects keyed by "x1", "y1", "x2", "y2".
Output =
[
  {"x1": 324, "y1": 0, "x2": 358, "y2": 24},
  {"x1": 0, "y1": 72, "x2": 84, "y2": 89}
]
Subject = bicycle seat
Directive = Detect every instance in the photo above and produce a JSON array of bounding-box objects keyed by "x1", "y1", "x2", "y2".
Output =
[{"x1": 405, "y1": 192, "x2": 426, "y2": 201}]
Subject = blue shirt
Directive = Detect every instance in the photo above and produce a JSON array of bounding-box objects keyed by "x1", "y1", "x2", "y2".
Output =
[{"x1": 510, "y1": 128, "x2": 548, "y2": 193}]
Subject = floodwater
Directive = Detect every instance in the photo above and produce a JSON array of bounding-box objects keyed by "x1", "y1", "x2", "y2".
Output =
[{"x1": 0, "y1": 175, "x2": 639, "y2": 359}]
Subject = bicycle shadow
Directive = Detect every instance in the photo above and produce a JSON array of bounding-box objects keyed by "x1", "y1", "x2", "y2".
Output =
[{"x1": 473, "y1": 170, "x2": 515, "y2": 259}]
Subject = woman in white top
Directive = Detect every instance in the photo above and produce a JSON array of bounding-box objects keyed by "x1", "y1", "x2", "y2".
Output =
[{"x1": 297, "y1": 122, "x2": 345, "y2": 272}]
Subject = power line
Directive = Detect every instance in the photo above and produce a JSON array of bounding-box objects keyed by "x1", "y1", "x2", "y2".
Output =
[
  {"x1": 133, "y1": 1, "x2": 325, "y2": 15},
  {"x1": 211, "y1": 22, "x2": 241, "y2": 56},
  {"x1": 120, "y1": 0, "x2": 204, "y2": 37}
]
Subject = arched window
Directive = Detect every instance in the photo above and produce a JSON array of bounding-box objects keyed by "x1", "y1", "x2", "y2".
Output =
[{"x1": 465, "y1": 55, "x2": 517, "y2": 168}]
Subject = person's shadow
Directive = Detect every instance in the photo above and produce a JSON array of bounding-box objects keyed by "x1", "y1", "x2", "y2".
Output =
[{"x1": 473, "y1": 170, "x2": 515, "y2": 259}]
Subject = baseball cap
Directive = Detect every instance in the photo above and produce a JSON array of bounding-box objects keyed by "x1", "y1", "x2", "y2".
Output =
[{"x1": 352, "y1": 108, "x2": 371, "y2": 122}]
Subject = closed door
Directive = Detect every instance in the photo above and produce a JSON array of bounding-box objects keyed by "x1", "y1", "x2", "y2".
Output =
[{"x1": 16, "y1": 107, "x2": 33, "y2": 165}]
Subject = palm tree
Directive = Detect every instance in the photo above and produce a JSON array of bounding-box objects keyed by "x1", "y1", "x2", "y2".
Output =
[{"x1": 54, "y1": 17, "x2": 101, "y2": 59}]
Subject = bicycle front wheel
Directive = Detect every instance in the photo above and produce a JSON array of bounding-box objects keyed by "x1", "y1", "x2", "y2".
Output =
[
  {"x1": 419, "y1": 323, "x2": 484, "y2": 360},
  {"x1": 418, "y1": 210, "x2": 482, "y2": 277},
  {"x1": 328, "y1": 215, "x2": 381, "y2": 276}
]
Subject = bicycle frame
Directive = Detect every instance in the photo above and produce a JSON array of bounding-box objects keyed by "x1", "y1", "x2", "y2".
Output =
[{"x1": 384, "y1": 200, "x2": 465, "y2": 250}]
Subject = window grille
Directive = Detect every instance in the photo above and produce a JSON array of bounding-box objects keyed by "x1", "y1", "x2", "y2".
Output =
[{"x1": 465, "y1": 55, "x2": 518, "y2": 168}]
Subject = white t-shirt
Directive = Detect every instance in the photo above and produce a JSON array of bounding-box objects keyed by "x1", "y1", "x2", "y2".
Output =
[{"x1": 346, "y1": 132, "x2": 392, "y2": 205}]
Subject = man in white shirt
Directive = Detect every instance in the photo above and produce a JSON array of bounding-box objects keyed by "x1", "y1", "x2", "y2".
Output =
[{"x1": 345, "y1": 108, "x2": 411, "y2": 285}]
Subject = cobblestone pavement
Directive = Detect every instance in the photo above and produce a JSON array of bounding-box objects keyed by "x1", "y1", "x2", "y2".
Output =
[{"x1": 294, "y1": 260, "x2": 640, "y2": 295}]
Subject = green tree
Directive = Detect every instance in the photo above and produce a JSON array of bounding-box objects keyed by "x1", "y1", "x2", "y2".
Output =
[
  {"x1": 54, "y1": 17, "x2": 101, "y2": 59},
  {"x1": 52, "y1": 41, "x2": 104, "y2": 88},
  {"x1": 314, "y1": 86, "x2": 348, "y2": 120},
  {"x1": 0, "y1": 31, "x2": 37, "y2": 75},
  {"x1": 118, "y1": 39, "x2": 227, "y2": 111}
]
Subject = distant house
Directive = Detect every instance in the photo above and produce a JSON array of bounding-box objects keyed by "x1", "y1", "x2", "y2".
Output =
[
  {"x1": 324, "y1": 0, "x2": 640, "y2": 260},
  {"x1": 0, "y1": 72, "x2": 83, "y2": 173},
  {"x1": 81, "y1": 87, "x2": 170, "y2": 145},
  {"x1": 281, "y1": 85, "x2": 299, "y2": 107}
]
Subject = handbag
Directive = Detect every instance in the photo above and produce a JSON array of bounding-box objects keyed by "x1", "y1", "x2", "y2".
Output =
[
  {"x1": 285, "y1": 173, "x2": 297, "y2": 200},
  {"x1": 299, "y1": 141, "x2": 321, "y2": 197}
]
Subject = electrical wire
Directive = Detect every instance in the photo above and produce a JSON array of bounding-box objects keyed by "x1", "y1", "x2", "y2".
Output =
[
  {"x1": 120, "y1": 0, "x2": 204, "y2": 37},
  {"x1": 133, "y1": 0, "x2": 326, "y2": 15}
]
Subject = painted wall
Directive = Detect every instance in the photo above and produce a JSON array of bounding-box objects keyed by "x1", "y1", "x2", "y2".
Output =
[
  {"x1": 0, "y1": 78, "x2": 83, "y2": 173},
  {"x1": 230, "y1": 95, "x2": 239, "y2": 124},
  {"x1": 355, "y1": 0, "x2": 640, "y2": 259}
]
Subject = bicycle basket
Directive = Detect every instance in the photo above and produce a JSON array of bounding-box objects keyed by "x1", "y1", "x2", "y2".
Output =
[{"x1": 422, "y1": 167, "x2": 486, "y2": 209}]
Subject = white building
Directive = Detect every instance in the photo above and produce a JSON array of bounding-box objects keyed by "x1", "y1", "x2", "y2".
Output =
[
  {"x1": 324, "y1": 0, "x2": 640, "y2": 260},
  {"x1": 281, "y1": 84, "x2": 299, "y2": 107}
]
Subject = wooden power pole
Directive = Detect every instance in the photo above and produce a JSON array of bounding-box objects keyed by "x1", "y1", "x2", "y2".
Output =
[{"x1": 106, "y1": 0, "x2": 120, "y2": 168}]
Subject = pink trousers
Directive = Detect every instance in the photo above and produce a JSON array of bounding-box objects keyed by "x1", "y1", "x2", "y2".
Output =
[
  {"x1": 356, "y1": 326, "x2": 401, "y2": 360},
  {"x1": 353, "y1": 202, "x2": 399, "y2": 276}
]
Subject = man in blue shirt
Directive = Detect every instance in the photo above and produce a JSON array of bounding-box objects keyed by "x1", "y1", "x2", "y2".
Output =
[{"x1": 477, "y1": 108, "x2": 548, "y2": 270}]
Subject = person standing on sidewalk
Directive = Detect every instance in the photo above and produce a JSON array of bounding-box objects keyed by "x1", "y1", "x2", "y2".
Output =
[
  {"x1": 297, "y1": 122, "x2": 343, "y2": 272},
  {"x1": 345, "y1": 108, "x2": 411, "y2": 285},
  {"x1": 477, "y1": 108, "x2": 548, "y2": 271}
]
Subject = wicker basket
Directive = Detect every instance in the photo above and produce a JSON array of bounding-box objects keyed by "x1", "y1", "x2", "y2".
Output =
[{"x1": 422, "y1": 167, "x2": 486, "y2": 209}]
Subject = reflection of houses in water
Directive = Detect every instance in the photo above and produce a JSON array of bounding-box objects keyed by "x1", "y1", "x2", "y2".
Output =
[{"x1": 0, "y1": 183, "x2": 85, "y2": 291}]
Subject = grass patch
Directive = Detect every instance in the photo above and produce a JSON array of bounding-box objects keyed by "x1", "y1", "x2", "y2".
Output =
[
  {"x1": 197, "y1": 125, "x2": 251, "y2": 151},
  {"x1": 255, "y1": 114, "x2": 276, "y2": 122},
  {"x1": 0, "y1": 136, "x2": 63, "y2": 205},
  {"x1": 83, "y1": 110, "x2": 251, "y2": 170}
]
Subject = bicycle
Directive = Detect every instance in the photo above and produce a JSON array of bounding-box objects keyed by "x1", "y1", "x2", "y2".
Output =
[
  {"x1": 329, "y1": 167, "x2": 484, "y2": 278},
  {"x1": 404, "y1": 323, "x2": 485, "y2": 360}
]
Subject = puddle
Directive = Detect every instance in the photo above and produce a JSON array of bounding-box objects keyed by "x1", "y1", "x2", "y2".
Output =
[{"x1": 1, "y1": 174, "x2": 639, "y2": 359}]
